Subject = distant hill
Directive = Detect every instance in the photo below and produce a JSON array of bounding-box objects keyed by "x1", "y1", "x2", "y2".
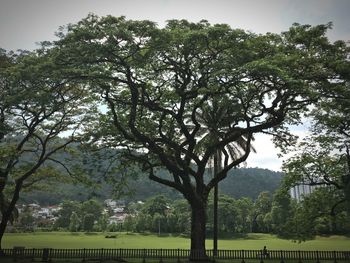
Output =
[
  {"x1": 21, "y1": 167, "x2": 282, "y2": 204},
  {"x1": 126, "y1": 167, "x2": 282, "y2": 201},
  {"x1": 219, "y1": 168, "x2": 282, "y2": 199}
]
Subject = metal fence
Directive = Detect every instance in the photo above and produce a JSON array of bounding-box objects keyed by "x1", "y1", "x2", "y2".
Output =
[{"x1": 2, "y1": 247, "x2": 350, "y2": 262}]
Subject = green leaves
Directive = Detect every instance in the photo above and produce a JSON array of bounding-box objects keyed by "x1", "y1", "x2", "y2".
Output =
[{"x1": 38, "y1": 16, "x2": 350, "y2": 249}]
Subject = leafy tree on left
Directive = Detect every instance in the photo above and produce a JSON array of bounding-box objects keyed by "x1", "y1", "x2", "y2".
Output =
[{"x1": 0, "y1": 48, "x2": 94, "y2": 251}]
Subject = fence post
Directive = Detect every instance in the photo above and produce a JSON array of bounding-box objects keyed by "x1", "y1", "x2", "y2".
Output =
[
  {"x1": 177, "y1": 248, "x2": 181, "y2": 263},
  {"x1": 260, "y1": 250, "x2": 264, "y2": 263},
  {"x1": 142, "y1": 248, "x2": 146, "y2": 263},
  {"x1": 159, "y1": 248, "x2": 164, "y2": 263},
  {"x1": 241, "y1": 249, "x2": 245, "y2": 263},
  {"x1": 42, "y1": 248, "x2": 50, "y2": 262},
  {"x1": 333, "y1": 251, "x2": 337, "y2": 263},
  {"x1": 280, "y1": 250, "x2": 284, "y2": 263},
  {"x1": 298, "y1": 250, "x2": 302, "y2": 263},
  {"x1": 30, "y1": 248, "x2": 34, "y2": 261},
  {"x1": 13, "y1": 246, "x2": 25, "y2": 262},
  {"x1": 316, "y1": 251, "x2": 320, "y2": 263},
  {"x1": 212, "y1": 249, "x2": 216, "y2": 263},
  {"x1": 82, "y1": 248, "x2": 86, "y2": 262}
]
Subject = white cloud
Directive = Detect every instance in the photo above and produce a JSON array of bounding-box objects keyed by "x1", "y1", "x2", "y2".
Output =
[
  {"x1": 245, "y1": 133, "x2": 282, "y2": 171},
  {"x1": 245, "y1": 125, "x2": 311, "y2": 172}
]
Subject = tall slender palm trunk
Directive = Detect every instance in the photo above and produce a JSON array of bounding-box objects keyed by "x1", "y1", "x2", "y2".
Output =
[{"x1": 213, "y1": 152, "x2": 221, "y2": 256}]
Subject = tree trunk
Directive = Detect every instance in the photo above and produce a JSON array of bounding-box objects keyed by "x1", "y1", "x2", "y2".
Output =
[
  {"x1": 0, "y1": 180, "x2": 22, "y2": 252},
  {"x1": 189, "y1": 199, "x2": 208, "y2": 261},
  {"x1": 213, "y1": 153, "x2": 220, "y2": 256},
  {"x1": 213, "y1": 183, "x2": 218, "y2": 256}
]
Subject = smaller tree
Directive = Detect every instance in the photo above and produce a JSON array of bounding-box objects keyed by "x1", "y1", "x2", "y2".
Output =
[
  {"x1": 55, "y1": 200, "x2": 81, "y2": 229},
  {"x1": 96, "y1": 213, "x2": 109, "y2": 232},
  {"x1": 252, "y1": 192, "x2": 272, "y2": 232},
  {"x1": 235, "y1": 197, "x2": 254, "y2": 233},
  {"x1": 141, "y1": 195, "x2": 170, "y2": 217},
  {"x1": 80, "y1": 199, "x2": 103, "y2": 223},
  {"x1": 17, "y1": 206, "x2": 35, "y2": 231},
  {"x1": 0, "y1": 48, "x2": 93, "y2": 250},
  {"x1": 82, "y1": 213, "x2": 95, "y2": 232},
  {"x1": 69, "y1": 212, "x2": 80, "y2": 232},
  {"x1": 270, "y1": 189, "x2": 295, "y2": 237},
  {"x1": 172, "y1": 199, "x2": 191, "y2": 235},
  {"x1": 122, "y1": 215, "x2": 134, "y2": 232},
  {"x1": 152, "y1": 213, "x2": 166, "y2": 235}
]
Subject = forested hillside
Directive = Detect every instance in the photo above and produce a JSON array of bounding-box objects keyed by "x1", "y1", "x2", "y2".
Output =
[{"x1": 21, "y1": 167, "x2": 282, "y2": 204}]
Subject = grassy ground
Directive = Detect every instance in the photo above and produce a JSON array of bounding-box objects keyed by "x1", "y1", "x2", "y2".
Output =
[
  {"x1": 3, "y1": 232, "x2": 350, "y2": 251},
  {"x1": 0, "y1": 259, "x2": 349, "y2": 263}
]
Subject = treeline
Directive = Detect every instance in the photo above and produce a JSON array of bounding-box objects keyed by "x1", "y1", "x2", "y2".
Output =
[
  {"x1": 16, "y1": 200, "x2": 107, "y2": 232},
  {"x1": 122, "y1": 190, "x2": 350, "y2": 239},
  {"x1": 15, "y1": 187, "x2": 350, "y2": 240}
]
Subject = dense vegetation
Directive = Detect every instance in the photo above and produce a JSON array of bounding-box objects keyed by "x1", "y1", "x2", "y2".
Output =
[
  {"x1": 20, "y1": 167, "x2": 282, "y2": 204},
  {"x1": 14, "y1": 190, "x2": 350, "y2": 241}
]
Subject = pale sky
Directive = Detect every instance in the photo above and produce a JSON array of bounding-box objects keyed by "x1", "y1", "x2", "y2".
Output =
[{"x1": 1, "y1": 0, "x2": 349, "y2": 171}]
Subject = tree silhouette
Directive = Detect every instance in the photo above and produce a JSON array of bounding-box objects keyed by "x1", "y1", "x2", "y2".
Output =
[{"x1": 52, "y1": 16, "x2": 348, "y2": 259}]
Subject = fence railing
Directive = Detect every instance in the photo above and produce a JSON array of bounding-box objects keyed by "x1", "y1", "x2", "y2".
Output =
[{"x1": 2, "y1": 248, "x2": 350, "y2": 262}]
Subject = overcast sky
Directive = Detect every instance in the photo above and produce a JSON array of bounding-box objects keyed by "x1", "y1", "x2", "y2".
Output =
[{"x1": 1, "y1": 0, "x2": 349, "y2": 171}]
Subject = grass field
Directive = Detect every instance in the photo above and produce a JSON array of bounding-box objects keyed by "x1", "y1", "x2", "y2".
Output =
[{"x1": 3, "y1": 232, "x2": 350, "y2": 251}]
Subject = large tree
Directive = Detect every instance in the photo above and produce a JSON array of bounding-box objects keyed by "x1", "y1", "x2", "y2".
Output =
[
  {"x1": 53, "y1": 15, "x2": 348, "y2": 260},
  {"x1": 193, "y1": 100, "x2": 254, "y2": 254},
  {"x1": 0, "y1": 49, "x2": 91, "y2": 250}
]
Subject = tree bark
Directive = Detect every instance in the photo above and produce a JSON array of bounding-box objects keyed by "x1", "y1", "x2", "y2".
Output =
[
  {"x1": 189, "y1": 198, "x2": 208, "y2": 261},
  {"x1": 0, "y1": 180, "x2": 22, "y2": 252}
]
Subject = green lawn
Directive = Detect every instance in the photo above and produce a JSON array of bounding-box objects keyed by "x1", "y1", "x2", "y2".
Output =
[{"x1": 2, "y1": 232, "x2": 350, "y2": 251}]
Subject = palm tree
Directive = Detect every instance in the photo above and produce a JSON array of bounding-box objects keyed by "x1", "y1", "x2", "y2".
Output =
[{"x1": 194, "y1": 100, "x2": 255, "y2": 255}]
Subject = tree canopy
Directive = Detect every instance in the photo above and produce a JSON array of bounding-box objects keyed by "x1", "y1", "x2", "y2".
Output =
[
  {"x1": 0, "y1": 14, "x2": 348, "y2": 259},
  {"x1": 48, "y1": 15, "x2": 350, "y2": 258},
  {"x1": 0, "y1": 48, "x2": 94, "y2": 250}
]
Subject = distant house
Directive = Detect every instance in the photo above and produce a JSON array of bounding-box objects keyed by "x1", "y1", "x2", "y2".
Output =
[
  {"x1": 28, "y1": 203, "x2": 41, "y2": 210},
  {"x1": 105, "y1": 199, "x2": 117, "y2": 208},
  {"x1": 113, "y1": 207, "x2": 124, "y2": 213},
  {"x1": 108, "y1": 213, "x2": 127, "y2": 225},
  {"x1": 31, "y1": 205, "x2": 61, "y2": 220}
]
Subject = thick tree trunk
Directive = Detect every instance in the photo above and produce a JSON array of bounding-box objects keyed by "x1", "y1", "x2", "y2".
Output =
[
  {"x1": 0, "y1": 180, "x2": 22, "y2": 252},
  {"x1": 189, "y1": 199, "x2": 208, "y2": 261}
]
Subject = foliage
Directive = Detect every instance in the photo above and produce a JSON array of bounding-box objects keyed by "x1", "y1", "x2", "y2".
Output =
[
  {"x1": 270, "y1": 189, "x2": 296, "y2": 238},
  {"x1": 141, "y1": 195, "x2": 170, "y2": 217},
  {"x1": 0, "y1": 46, "x2": 95, "y2": 249},
  {"x1": 17, "y1": 206, "x2": 35, "y2": 230},
  {"x1": 80, "y1": 199, "x2": 103, "y2": 222},
  {"x1": 281, "y1": 40, "x2": 350, "y2": 240},
  {"x1": 55, "y1": 200, "x2": 81, "y2": 229},
  {"x1": 251, "y1": 191, "x2": 272, "y2": 233},
  {"x1": 20, "y1": 167, "x2": 282, "y2": 204},
  {"x1": 68, "y1": 212, "x2": 80, "y2": 232},
  {"x1": 51, "y1": 16, "x2": 349, "y2": 253},
  {"x1": 55, "y1": 199, "x2": 103, "y2": 232},
  {"x1": 82, "y1": 213, "x2": 95, "y2": 232},
  {"x1": 95, "y1": 213, "x2": 109, "y2": 232}
]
